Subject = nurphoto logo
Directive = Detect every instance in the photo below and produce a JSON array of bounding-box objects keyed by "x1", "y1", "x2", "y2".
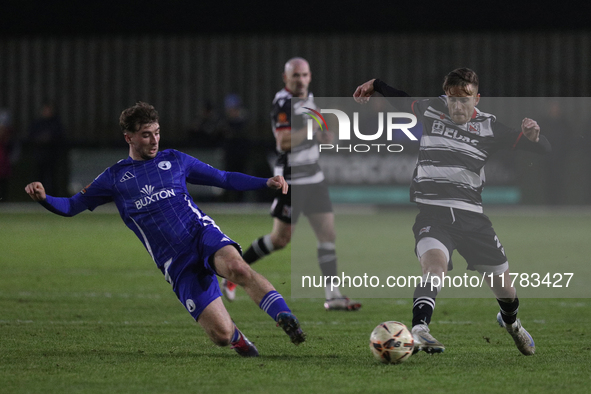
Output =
[{"x1": 306, "y1": 107, "x2": 418, "y2": 153}]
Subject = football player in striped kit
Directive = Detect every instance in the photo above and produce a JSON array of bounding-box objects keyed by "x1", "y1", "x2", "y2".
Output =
[
  {"x1": 354, "y1": 68, "x2": 550, "y2": 355},
  {"x1": 223, "y1": 58, "x2": 361, "y2": 311},
  {"x1": 25, "y1": 101, "x2": 305, "y2": 357}
]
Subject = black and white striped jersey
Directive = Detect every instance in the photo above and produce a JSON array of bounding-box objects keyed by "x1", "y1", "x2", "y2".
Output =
[
  {"x1": 374, "y1": 79, "x2": 551, "y2": 213},
  {"x1": 271, "y1": 88, "x2": 324, "y2": 185}
]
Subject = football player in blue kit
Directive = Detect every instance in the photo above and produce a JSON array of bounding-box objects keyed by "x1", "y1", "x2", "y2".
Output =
[{"x1": 25, "y1": 101, "x2": 305, "y2": 357}]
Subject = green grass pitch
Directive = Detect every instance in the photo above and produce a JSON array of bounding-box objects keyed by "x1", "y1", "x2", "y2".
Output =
[{"x1": 0, "y1": 207, "x2": 589, "y2": 393}]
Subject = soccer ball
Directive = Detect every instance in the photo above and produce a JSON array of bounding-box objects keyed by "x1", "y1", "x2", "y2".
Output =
[{"x1": 369, "y1": 321, "x2": 414, "y2": 364}]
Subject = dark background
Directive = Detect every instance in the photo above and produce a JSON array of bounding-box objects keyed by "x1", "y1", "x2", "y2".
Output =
[
  {"x1": 3, "y1": 1, "x2": 589, "y2": 37},
  {"x1": 1, "y1": 1, "x2": 590, "y2": 205}
]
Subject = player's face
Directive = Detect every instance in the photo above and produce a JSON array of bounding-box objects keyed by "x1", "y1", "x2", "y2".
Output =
[
  {"x1": 283, "y1": 61, "x2": 311, "y2": 98},
  {"x1": 445, "y1": 84, "x2": 480, "y2": 125},
  {"x1": 126, "y1": 122, "x2": 160, "y2": 160}
]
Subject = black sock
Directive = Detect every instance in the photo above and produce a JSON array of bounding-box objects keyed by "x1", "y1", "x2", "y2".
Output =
[
  {"x1": 497, "y1": 297, "x2": 519, "y2": 325},
  {"x1": 243, "y1": 236, "x2": 272, "y2": 264},
  {"x1": 318, "y1": 245, "x2": 338, "y2": 277},
  {"x1": 412, "y1": 282, "x2": 439, "y2": 327}
]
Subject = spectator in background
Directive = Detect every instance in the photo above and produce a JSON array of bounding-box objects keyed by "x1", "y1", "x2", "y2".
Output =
[
  {"x1": 28, "y1": 102, "x2": 65, "y2": 195},
  {"x1": 0, "y1": 109, "x2": 14, "y2": 201},
  {"x1": 187, "y1": 100, "x2": 222, "y2": 148},
  {"x1": 217, "y1": 94, "x2": 250, "y2": 202}
]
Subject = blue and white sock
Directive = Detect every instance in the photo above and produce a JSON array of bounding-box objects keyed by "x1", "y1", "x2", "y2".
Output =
[
  {"x1": 231, "y1": 324, "x2": 241, "y2": 343},
  {"x1": 259, "y1": 290, "x2": 291, "y2": 321}
]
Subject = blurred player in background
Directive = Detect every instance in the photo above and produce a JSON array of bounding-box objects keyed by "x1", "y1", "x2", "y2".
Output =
[
  {"x1": 223, "y1": 57, "x2": 361, "y2": 311},
  {"x1": 26, "y1": 101, "x2": 305, "y2": 357},
  {"x1": 354, "y1": 68, "x2": 551, "y2": 355}
]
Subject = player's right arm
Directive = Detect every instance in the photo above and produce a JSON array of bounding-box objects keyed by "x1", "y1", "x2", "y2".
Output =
[
  {"x1": 25, "y1": 181, "x2": 88, "y2": 217},
  {"x1": 25, "y1": 182, "x2": 46, "y2": 202},
  {"x1": 354, "y1": 79, "x2": 416, "y2": 114},
  {"x1": 275, "y1": 125, "x2": 308, "y2": 152},
  {"x1": 354, "y1": 79, "x2": 412, "y2": 100},
  {"x1": 353, "y1": 79, "x2": 377, "y2": 103},
  {"x1": 25, "y1": 171, "x2": 114, "y2": 217}
]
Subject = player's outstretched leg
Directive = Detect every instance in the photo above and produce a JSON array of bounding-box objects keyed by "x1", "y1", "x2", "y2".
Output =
[
  {"x1": 230, "y1": 324, "x2": 259, "y2": 357},
  {"x1": 260, "y1": 290, "x2": 306, "y2": 345},
  {"x1": 497, "y1": 312, "x2": 535, "y2": 355},
  {"x1": 276, "y1": 311, "x2": 306, "y2": 345},
  {"x1": 214, "y1": 245, "x2": 306, "y2": 345},
  {"x1": 223, "y1": 230, "x2": 283, "y2": 302},
  {"x1": 197, "y1": 297, "x2": 259, "y2": 357}
]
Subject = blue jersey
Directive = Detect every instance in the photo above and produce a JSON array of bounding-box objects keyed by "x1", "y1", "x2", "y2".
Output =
[{"x1": 41, "y1": 149, "x2": 268, "y2": 269}]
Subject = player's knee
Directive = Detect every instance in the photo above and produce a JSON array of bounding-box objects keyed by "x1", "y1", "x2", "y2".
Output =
[
  {"x1": 420, "y1": 249, "x2": 448, "y2": 275},
  {"x1": 318, "y1": 229, "x2": 336, "y2": 243},
  {"x1": 227, "y1": 259, "x2": 253, "y2": 283},
  {"x1": 271, "y1": 232, "x2": 291, "y2": 249}
]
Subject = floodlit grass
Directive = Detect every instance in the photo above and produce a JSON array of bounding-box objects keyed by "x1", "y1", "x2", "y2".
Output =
[{"x1": 1, "y1": 208, "x2": 589, "y2": 393}]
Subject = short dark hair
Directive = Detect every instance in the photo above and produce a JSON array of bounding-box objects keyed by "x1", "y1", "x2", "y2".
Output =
[
  {"x1": 442, "y1": 68, "x2": 479, "y2": 95},
  {"x1": 119, "y1": 102, "x2": 159, "y2": 133}
]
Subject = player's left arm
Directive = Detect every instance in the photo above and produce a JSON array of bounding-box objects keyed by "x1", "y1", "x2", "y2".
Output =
[
  {"x1": 183, "y1": 153, "x2": 287, "y2": 193},
  {"x1": 521, "y1": 118, "x2": 540, "y2": 142},
  {"x1": 514, "y1": 118, "x2": 551, "y2": 153},
  {"x1": 495, "y1": 118, "x2": 551, "y2": 154},
  {"x1": 266, "y1": 175, "x2": 288, "y2": 194},
  {"x1": 222, "y1": 173, "x2": 287, "y2": 193}
]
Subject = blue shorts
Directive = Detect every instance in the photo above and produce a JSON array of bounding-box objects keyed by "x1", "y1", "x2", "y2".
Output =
[{"x1": 162, "y1": 224, "x2": 241, "y2": 321}]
